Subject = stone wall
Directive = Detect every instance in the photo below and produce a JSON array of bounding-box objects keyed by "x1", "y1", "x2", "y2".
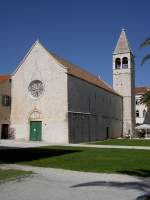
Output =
[
  {"x1": 68, "y1": 75, "x2": 123, "y2": 143},
  {"x1": 113, "y1": 52, "x2": 135, "y2": 136}
]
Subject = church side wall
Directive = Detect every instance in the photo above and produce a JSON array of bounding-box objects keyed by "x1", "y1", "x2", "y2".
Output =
[
  {"x1": 68, "y1": 75, "x2": 123, "y2": 143},
  {"x1": 10, "y1": 43, "x2": 68, "y2": 143}
]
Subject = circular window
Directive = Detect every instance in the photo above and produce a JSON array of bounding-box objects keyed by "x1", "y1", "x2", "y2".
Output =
[{"x1": 28, "y1": 80, "x2": 44, "y2": 98}]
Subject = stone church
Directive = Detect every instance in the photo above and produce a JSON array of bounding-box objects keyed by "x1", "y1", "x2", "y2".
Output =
[{"x1": 0, "y1": 29, "x2": 135, "y2": 143}]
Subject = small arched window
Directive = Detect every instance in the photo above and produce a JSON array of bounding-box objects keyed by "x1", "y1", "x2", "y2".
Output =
[
  {"x1": 115, "y1": 58, "x2": 121, "y2": 69},
  {"x1": 143, "y1": 109, "x2": 146, "y2": 118},
  {"x1": 136, "y1": 110, "x2": 139, "y2": 118},
  {"x1": 122, "y1": 57, "x2": 128, "y2": 68}
]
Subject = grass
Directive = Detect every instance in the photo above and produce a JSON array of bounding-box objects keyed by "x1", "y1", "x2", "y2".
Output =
[
  {"x1": 0, "y1": 169, "x2": 32, "y2": 182},
  {"x1": 1, "y1": 146, "x2": 150, "y2": 177},
  {"x1": 89, "y1": 139, "x2": 150, "y2": 146}
]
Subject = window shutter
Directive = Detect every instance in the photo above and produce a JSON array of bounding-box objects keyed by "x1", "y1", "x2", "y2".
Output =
[{"x1": 2, "y1": 95, "x2": 11, "y2": 106}]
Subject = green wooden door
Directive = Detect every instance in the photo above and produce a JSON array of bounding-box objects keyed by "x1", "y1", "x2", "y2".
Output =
[{"x1": 30, "y1": 121, "x2": 42, "y2": 141}]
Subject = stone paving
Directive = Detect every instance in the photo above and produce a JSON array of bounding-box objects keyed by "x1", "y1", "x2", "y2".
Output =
[
  {"x1": 0, "y1": 164, "x2": 150, "y2": 200},
  {"x1": 65, "y1": 143, "x2": 150, "y2": 150},
  {"x1": 1, "y1": 139, "x2": 150, "y2": 150}
]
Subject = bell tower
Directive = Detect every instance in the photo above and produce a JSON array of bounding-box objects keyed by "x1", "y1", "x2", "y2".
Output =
[{"x1": 113, "y1": 29, "x2": 135, "y2": 136}]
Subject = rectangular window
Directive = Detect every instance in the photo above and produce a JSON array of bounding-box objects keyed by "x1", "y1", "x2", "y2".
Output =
[
  {"x1": 2, "y1": 95, "x2": 11, "y2": 106},
  {"x1": 136, "y1": 99, "x2": 139, "y2": 105}
]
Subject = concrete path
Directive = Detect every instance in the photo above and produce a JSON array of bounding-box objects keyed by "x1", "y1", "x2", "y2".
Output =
[
  {"x1": 0, "y1": 139, "x2": 57, "y2": 149},
  {"x1": 0, "y1": 164, "x2": 150, "y2": 200},
  {"x1": 1, "y1": 139, "x2": 150, "y2": 150},
  {"x1": 65, "y1": 143, "x2": 150, "y2": 150}
]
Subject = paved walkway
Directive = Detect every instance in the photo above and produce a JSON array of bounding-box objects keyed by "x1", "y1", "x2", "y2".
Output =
[
  {"x1": 0, "y1": 139, "x2": 56, "y2": 148},
  {"x1": 65, "y1": 143, "x2": 150, "y2": 150},
  {"x1": 0, "y1": 164, "x2": 150, "y2": 200},
  {"x1": 1, "y1": 139, "x2": 150, "y2": 150}
]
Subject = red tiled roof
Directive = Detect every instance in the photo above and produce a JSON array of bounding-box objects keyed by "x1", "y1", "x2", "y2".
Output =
[
  {"x1": 135, "y1": 87, "x2": 148, "y2": 94},
  {"x1": 0, "y1": 75, "x2": 11, "y2": 83},
  {"x1": 51, "y1": 53, "x2": 121, "y2": 97}
]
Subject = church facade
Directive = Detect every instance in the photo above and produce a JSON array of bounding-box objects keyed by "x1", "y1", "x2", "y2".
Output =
[{"x1": 0, "y1": 29, "x2": 135, "y2": 143}]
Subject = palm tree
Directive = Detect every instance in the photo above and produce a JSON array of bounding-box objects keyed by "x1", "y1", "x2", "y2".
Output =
[
  {"x1": 140, "y1": 38, "x2": 150, "y2": 105},
  {"x1": 140, "y1": 37, "x2": 150, "y2": 65},
  {"x1": 140, "y1": 90, "x2": 150, "y2": 106}
]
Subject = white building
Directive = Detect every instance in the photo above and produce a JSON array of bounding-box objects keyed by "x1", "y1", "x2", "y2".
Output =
[
  {"x1": 135, "y1": 87, "x2": 149, "y2": 125},
  {"x1": 0, "y1": 29, "x2": 135, "y2": 143}
]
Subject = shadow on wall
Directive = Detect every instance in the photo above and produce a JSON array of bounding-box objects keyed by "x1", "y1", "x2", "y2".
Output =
[{"x1": 0, "y1": 147, "x2": 81, "y2": 163}]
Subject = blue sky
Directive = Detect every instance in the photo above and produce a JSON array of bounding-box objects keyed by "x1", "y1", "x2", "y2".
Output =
[{"x1": 0, "y1": 0, "x2": 150, "y2": 86}]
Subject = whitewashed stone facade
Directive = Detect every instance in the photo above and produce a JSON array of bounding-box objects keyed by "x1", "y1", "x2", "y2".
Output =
[{"x1": 10, "y1": 41, "x2": 68, "y2": 143}]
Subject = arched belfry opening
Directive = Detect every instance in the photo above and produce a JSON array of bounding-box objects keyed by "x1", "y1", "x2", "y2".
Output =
[
  {"x1": 115, "y1": 58, "x2": 121, "y2": 69},
  {"x1": 122, "y1": 57, "x2": 128, "y2": 68}
]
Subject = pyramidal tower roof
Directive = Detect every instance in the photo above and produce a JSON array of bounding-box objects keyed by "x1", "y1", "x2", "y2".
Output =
[{"x1": 113, "y1": 29, "x2": 132, "y2": 54}]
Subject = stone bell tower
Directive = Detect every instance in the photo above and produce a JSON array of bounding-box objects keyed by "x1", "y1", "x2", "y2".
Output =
[{"x1": 113, "y1": 29, "x2": 135, "y2": 136}]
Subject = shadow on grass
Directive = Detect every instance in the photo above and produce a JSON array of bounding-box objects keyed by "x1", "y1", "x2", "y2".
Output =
[
  {"x1": 117, "y1": 169, "x2": 150, "y2": 177},
  {"x1": 0, "y1": 147, "x2": 81, "y2": 164}
]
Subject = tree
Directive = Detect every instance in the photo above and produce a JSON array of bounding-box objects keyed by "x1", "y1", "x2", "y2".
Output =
[
  {"x1": 140, "y1": 38, "x2": 150, "y2": 105},
  {"x1": 140, "y1": 90, "x2": 150, "y2": 106},
  {"x1": 140, "y1": 37, "x2": 150, "y2": 65}
]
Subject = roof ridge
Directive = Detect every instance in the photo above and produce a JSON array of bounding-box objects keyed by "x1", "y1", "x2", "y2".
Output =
[
  {"x1": 11, "y1": 40, "x2": 122, "y2": 97},
  {"x1": 50, "y1": 52, "x2": 121, "y2": 97},
  {"x1": 50, "y1": 52, "x2": 97, "y2": 76}
]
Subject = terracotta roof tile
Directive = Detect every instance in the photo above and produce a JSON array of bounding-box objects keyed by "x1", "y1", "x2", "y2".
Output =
[
  {"x1": 0, "y1": 75, "x2": 10, "y2": 83},
  {"x1": 135, "y1": 87, "x2": 148, "y2": 94},
  {"x1": 51, "y1": 53, "x2": 121, "y2": 97}
]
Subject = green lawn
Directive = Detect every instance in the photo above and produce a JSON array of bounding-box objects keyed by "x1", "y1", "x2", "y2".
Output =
[
  {"x1": 0, "y1": 169, "x2": 32, "y2": 182},
  {"x1": 89, "y1": 139, "x2": 150, "y2": 146},
  {"x1": 0, "y1": 146, "x2": 150, "y2": 177}
]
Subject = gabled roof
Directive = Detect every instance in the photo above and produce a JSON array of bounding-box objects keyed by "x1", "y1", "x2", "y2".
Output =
[
  {"x1": 13, "y1": 40, "x2": 40, "y2": 75},
  {"x1": 51, "y1": 53, "x2": 121, "y2": 96},
  {"x1": 113, "y1": 29, "x2": 132, "y2": 54},
  {"x1": 13, "y1": 40, "x2": 121, "y2": 97},
  {"x1": 0, "y1": 75, "x2": 10, "y2": 83},
  {"x1": 135, "y1": 87, "x2": 148, "y2": 95}
]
